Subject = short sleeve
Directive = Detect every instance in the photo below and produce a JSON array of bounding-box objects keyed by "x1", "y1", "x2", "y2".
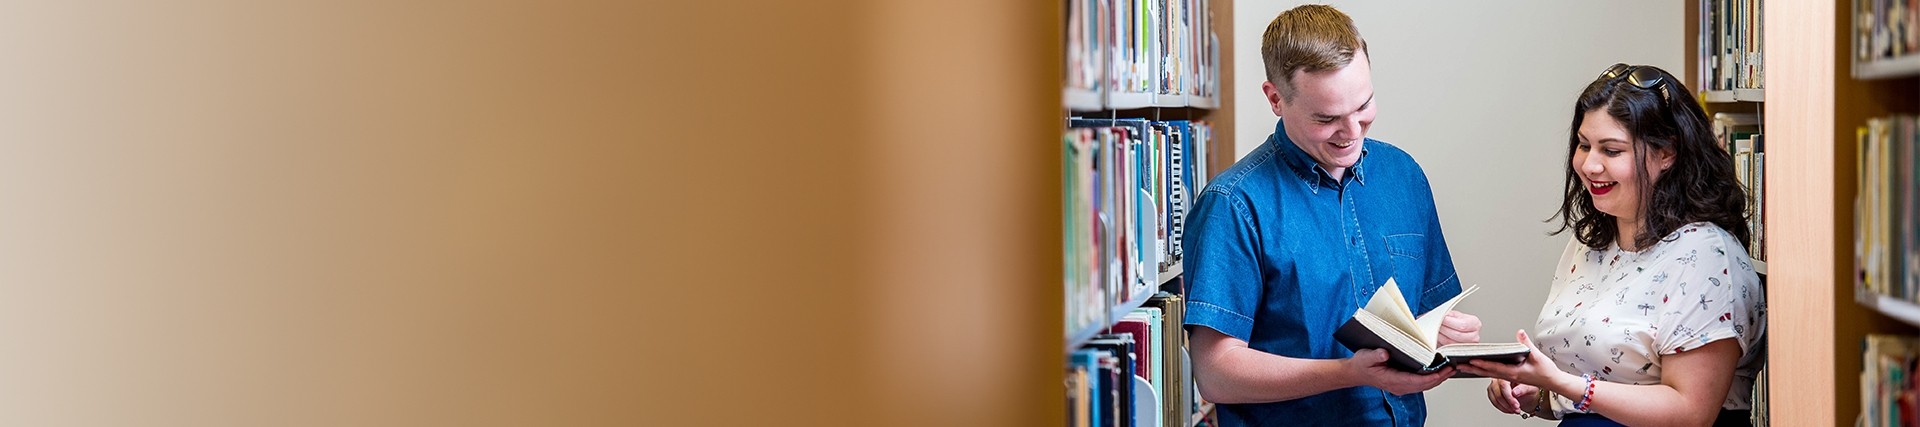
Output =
[
  {"x1": 1540, "y1": 238, "x2": 1588, "y2": 306},
  {"x1": 1654, "y1": 230, "x2": 1765, "y2": 355},
  {"x1": 1181, "y1": 188, "x2": 1263, "y2": 341},
  {"x1": 1411, "y1": 180, "x2": 1462, "y2": 314}
]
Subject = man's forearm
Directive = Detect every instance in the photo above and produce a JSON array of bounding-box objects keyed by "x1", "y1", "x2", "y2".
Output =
[{"x1": 1194, "y1": 345, "x2": 1361, "y2": 404}]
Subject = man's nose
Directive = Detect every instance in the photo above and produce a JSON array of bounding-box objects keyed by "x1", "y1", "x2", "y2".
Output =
[{"x1": 1339, "y1": 117, "x2": 1363, "y2": 140}]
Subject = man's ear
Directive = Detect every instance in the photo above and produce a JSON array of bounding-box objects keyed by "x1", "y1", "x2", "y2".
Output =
[{"x1": 1262, "y1": 80, "x2": 1286, "y2": 117}]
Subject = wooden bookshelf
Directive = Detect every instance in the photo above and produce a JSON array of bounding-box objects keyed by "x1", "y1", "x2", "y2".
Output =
[{"x1": 1765, "y1": 0, "x2": 1920, "y2": 424}]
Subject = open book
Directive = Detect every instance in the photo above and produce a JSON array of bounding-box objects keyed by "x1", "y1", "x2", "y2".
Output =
[{"x1": 1333, "y1": 279, "x2": 1529, "y2": 375}]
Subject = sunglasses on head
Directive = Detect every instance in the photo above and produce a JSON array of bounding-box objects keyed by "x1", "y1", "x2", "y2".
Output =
[{"x1": 1599, "y1": 63, "x2": 1671, "y2": 103}]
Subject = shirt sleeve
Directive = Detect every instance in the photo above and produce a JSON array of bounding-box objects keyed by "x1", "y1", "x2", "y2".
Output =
[
  {"x1": 1412, "y1": 215, "x2": 1462, "y2": 314},
  {"x1": 1181, "y1": 187, "x2": 1263, "y2": 341},
  {"x1": 1540, "y1": 238, "x2": 1587, "y2": 306},
  {"x1": 1404, "y1": 160, "x2": 1462, "y2": 314},
  {"x1": 1654, "y1": 228, "x2": 1766, "y2": 355}
]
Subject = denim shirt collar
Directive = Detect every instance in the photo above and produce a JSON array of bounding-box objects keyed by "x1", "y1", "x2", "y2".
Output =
[{"x1": 1272, "y1": 120, "x2": 1368, "y2": 193}]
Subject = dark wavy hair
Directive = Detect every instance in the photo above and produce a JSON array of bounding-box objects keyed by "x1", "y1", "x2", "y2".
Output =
[{"x1": 1550, "y1": 64, "x2": 1751, "y2": 251}]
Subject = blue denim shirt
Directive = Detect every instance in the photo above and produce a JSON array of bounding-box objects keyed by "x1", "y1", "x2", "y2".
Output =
[{"x1": 1182, "y1": 120, "x2": 1461, "y2": 427}]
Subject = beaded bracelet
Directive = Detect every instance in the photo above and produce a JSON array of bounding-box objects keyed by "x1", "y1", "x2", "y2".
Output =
[
  {"x1": 1520, "y1": 388, "x2": 1548, "y2": 419},
  {"x1": 1573, "y1": 373, "x2": 1597, "y2": 412},
  {"x1": 1533, "y1": 388, "x2": 1551, "y2": 416}
]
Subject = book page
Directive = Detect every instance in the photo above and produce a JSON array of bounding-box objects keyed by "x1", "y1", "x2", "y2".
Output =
[
  {"x1": 1361, "y1": 279, "x2": 1419, "y2": 342},
  {"x1": 1436, "y1": 342, "x2": 1530, "y2": 357},
  {"x1": 1352, "y1": 309, "x2": 1437, "y2": 365},
  {"x1": 1413, "y1": 285, "x2": 1479, "y2": 349}
]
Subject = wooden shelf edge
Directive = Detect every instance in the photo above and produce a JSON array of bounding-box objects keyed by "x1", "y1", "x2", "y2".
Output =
[
  {"x1": 1701, "y1": 89, "x2": 1765, "y2": 103},
  {"x1": 1186, "y1": 94, "x2": 1218, "y2": 110},
  {"x1": 1854, "y1": 54, "x2": 1920, "y2": 80},
  {"x1": 1857, "y1": 290, "x2": 1920, "y2": 329},
  {"x1": 1075, "y1": 280, "x2": 1159, "y2": 353},
  {"x1": 1065, "y1": 87, "x2": 1104, "y2": 112},
  {"x1": 1159, "y1": 262, "x2": 1183, "y2": 286},
  {"x1": 1108, "y1": 91, "x2": 1167, "y2": 109},
  {"x1": 1753, "y1": 259, "x2": 1767, "y2": 275},
  {"x1": 1106, "y1": 92, "x2": 1217, "y2": 110}
]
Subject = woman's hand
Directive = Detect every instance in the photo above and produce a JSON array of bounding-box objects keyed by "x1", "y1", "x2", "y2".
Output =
[
  {"x1": 1458, "y1": 330, "x2": 1578, "y2": 391},
  {"x1": 1485, "y1": 378, "x2": 1544, "y2": 416}
]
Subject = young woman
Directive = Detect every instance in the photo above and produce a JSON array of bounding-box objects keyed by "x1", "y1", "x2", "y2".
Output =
[{"x1": 1456, "y1": 64, "x2": 1765, "y2": 427}]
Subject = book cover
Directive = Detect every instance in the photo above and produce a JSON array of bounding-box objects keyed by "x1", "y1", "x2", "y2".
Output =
[
  {"x1": 1146, "y1": 292, "x2": 1188, "y2": 427},
  {"x1": 1112, "y1": 318, "x2": 1153, "y2": 381},
  {"x1": 1085, "y1": 335, "x2": 1137, "y2": 427}
]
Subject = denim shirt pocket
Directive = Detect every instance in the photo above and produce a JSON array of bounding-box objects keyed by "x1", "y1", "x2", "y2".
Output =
[{"x1": 1385, "y1": 233, "x2": 1428, "y2": 294}]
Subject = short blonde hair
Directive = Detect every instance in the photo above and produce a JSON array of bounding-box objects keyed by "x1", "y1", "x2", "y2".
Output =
[{"x1": 1262, "y1": 5, "x2": 1368, "y2": 101}]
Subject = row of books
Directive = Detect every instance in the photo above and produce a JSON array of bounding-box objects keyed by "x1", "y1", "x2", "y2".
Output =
[
  {"x1": 1715, "y1": 113, "x2": 1767, "y2": 260},
  {"x1": 1855, "y1": 0, "x2": 1920, "y2": 63},
  {"x1": 1857, "y1": 116, "x2": 1920, "y2": 301},
  {"x1": 1068, "y1": 293, "x2": 1209, "y2": 427},
  {"x1": 1064, "y1": 118, "x2": 1211, "y2": 340},
  {"x1": 1861, "y1": 335, "x2": 1920, "y2": 426},
  {"x1": 1699, "y1": 0, "x2": 1764, "y2": 91},
  {"x1": 1065, "y1": 0, "x2": 1220, "y2": 110}
]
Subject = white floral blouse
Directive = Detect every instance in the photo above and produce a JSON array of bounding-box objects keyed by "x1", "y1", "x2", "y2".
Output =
[{"x1": 1532, "y1": 222, "x2": 1766, "y2": 413}]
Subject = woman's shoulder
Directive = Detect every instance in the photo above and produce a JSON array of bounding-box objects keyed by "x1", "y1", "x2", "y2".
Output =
[
  {"x1": 1657, "y1": 222, "x2": 1745, "y2": 252},
  {"x1": 1654, "y1": 222, "x2": 1760, "y2": 280}
]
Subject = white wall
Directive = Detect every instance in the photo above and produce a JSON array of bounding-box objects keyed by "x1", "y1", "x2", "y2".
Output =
[{"x1": 1231, "y1": 2, "x2": 1682, "y2": 426}]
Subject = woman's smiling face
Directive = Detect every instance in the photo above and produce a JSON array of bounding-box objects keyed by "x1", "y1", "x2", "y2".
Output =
[{"x1": 1574, "y1": 109, "x2": 1672, "y2": 223}]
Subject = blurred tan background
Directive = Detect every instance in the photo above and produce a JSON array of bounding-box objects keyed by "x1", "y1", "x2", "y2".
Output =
[{"x1": 0, "y1": 1, "x2": 1057, "y2": 425}]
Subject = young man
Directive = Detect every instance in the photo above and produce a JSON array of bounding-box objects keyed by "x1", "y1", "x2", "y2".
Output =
[{"x1": 1182, "y1": 5, "x2": 1482, "y2": 426}]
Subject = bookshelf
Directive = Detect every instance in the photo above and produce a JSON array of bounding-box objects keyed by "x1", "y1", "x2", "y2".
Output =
[
  {"x1": 1684, "y1": 1, "x2": 1776, "y2": 425},
  {"x1": 1845, "y1": 1, "x2": 1920, "y2": 425},
  {"x1": 1106, "y1": 92, "x2": 1221, "y2": 110},
  {"x1": 1857, "y1": 292, "x2": 1920, "y2": 329},
  {"x1": 1760, "y1": 0, "x2": 1920, "y2": 424},
  {"x1": 1701, "y1": 89, "x2": 1769, "y2": 102},
  {"x1": 1062, "y1": 0, "x2": 1232, "y2": 425},
  {"x1": 1069, "y1": 87, "x2": 1106, "y2": 112},
  {"x1": 1687, "y1": 0, "x2": 1772, "y2": 269},
  {"x1": 1065, "y1": 266, "x2": 1183, "y2": 355},
  {"x1": 1852, "y1": 51, "x2": 1920, "y2": 80}
]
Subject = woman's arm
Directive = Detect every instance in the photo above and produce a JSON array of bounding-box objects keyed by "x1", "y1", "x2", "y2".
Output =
[
  {"x1": 1462, "y1": 331, "x2": 1742, "y2": 427},
  {"x1": 1189, "y1": 327, "x2": 1453, "y2": 403}
]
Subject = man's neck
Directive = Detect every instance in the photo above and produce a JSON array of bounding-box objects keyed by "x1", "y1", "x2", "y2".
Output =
[{"x1": 1323, "y1": 165, "x2": 1347, "y2": 182}]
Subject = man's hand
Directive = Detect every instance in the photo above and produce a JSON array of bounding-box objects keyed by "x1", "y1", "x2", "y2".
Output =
[
  {"x1": 1342, "y1": 349, "x2": 1451, "y2": 395},
  {"x1": 1437, "y1": 310, "x2": 1482, "y2": 346}
]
